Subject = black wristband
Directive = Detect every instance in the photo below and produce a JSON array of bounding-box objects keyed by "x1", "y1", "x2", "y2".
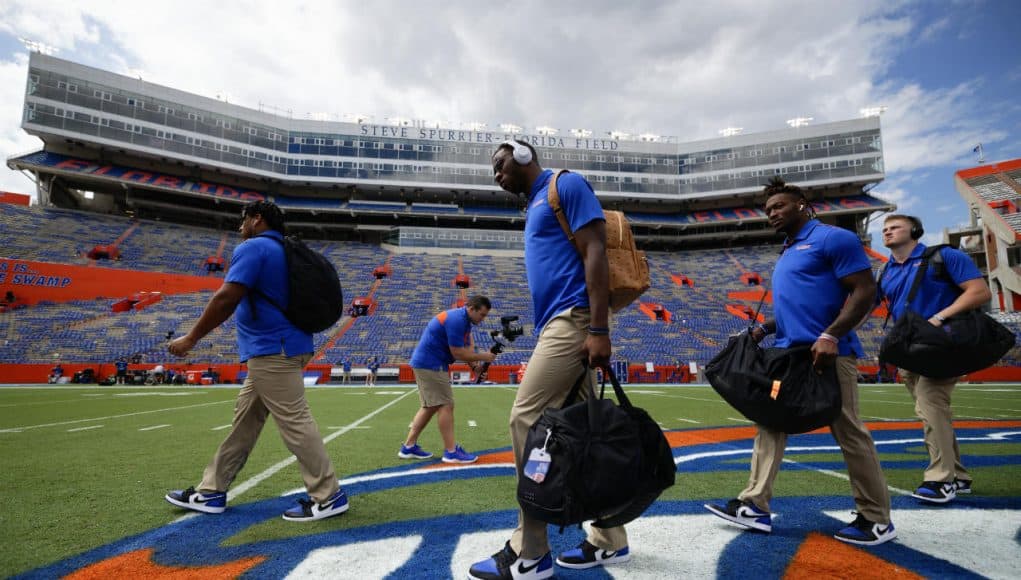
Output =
[{"x1": 587, "y1": 326, "x2": 610, "y2": 336}]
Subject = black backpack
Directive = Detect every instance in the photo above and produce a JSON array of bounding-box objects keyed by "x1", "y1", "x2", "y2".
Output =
[
  {"x1": 250, "y1": 235, "x2": 343, "y2": 334},
  {"x1": 516, "y1": 368, "x2": 675, "y2": 529},
  {"x1": 706, "y1": 332, "x2": 842, "y2": 434}
]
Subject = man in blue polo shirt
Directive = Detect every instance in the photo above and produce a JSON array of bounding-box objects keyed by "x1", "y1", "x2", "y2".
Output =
[
  {"x1": 468, "y1": 140, "x2": 624, "y2": 580},
  {"x1": 705, "y1": 178, "x2": 896, "y2": 546},
  {"x1": 878, "y1": 214, "x2": 991, "y2": 503},
  {"x1": 164, "y1": 201, "x2": 347, "y2": 522},
  {"x1": 399, "y1": 295, "x2": 496, "y2": 464}
]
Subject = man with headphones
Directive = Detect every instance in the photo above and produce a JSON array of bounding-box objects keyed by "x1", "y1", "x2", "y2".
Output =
[
  {"x1": 705, "y1": 177, "x2": 897, "y2": 546},
  {"x1": 468, "y1": 139, "x2": 625, "y2": 580},
  {"x1": 877, "y1": 214, "x2": 991, "y2": 503}
]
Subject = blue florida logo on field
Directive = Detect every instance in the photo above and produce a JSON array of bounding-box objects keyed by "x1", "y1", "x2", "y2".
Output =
[{"x1": 19, "y1": 421, "x2": 1021, "y2": 579}]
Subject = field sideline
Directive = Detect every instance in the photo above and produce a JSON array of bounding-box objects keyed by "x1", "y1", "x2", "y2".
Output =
[{"x1": 1, "y1": 382, "x2": 1019, "y2": 578}]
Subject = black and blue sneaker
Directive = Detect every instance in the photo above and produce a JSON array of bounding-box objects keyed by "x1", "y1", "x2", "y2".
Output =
[
  {"x1": 556, "y1": 540, "x2": 630, "y2": 569},
  {"x1": 282, "y1": 488, "x2": 349, "y2": 522},
  {"x1": 834, "y1": 512, "x2": 897, "y2": 546},
  {"x1": 704, "y1": 498, "x2": 772, "y2": 532},
  {"x1": 468, "y1": 541, "x2": 553, "y2": 580},
  {"x1": 912, "y1": 481, "x2": 957, "y2": 504},
  {"x1": 954, "y1": 479, "x2": 972, "y2": 494},
  {"x1": 165, "y1": 486, "x2": 226, "y2": 514}
]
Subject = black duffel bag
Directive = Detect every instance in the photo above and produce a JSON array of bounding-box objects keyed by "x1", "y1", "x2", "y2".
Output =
[
  {"x1": 878, "y1": 247, "x2": 1015, "y2": 379},
  {"x1": 705, "y1": 332, "x2": 841, "y2": 434},
  {"x1": 880, "y1": 309, "x2": 1015, "y2": 379},
  {"x1": 517, "y1": 368, "x2": 675, "y2": 529}
]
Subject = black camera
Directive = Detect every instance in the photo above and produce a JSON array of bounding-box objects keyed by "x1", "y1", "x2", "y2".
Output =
[{"x1": 474, "y1": 315, "x2": 524, "y2": 383}]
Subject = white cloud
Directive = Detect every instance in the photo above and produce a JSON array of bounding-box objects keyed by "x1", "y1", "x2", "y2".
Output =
[{"x1": 0, "y1": 0, "x2": 1009, "y2": 218}]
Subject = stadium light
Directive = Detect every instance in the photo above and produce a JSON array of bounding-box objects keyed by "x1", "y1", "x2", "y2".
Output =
[
  {"x1": 638, "y1": 133, "x2": 660, "y2": 142},
  {"x1": 385, "y1": 116, "x2": 413, "y2": 127},
  {"x1": 499, "y1": 123, "x2": 522, "y2": 134},
  {"x1": 859, "y1": 106, "x2": 887, "y2": 118},
  {"x1": 307, "y1": 112, "x2": 331, "y2": 121},
  {"x1": 19, "y1": 38, "x2": 58, "y2": 55},
  {"x1": 536, "y1": 126, "x2": 558, "y2": 136},
  {"x1": 786, "y1": 117, "x2": 813, "y2": 128},
  {"x1": 719, "y1": 127, "x2": 744, "y2": 137},
  {"x1": 465, "y1": 121, "x2": 487, "y2": 131},
  {"x1": 344, "y1": 113, "x2": 373, "y2": 124},
  {"x1": 570, "y1": 128, "x2": 592, "y2": 138},
  {"x1": 608, "y1": 130, "x2": 630, "y2": 140}
]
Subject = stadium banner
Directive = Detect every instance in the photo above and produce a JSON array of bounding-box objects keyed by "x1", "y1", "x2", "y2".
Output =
[
  {"x1": 0, "y1": 259, "x2": 223, "y2": 305},
  {"x1": 0, "y1": 191, "x2": 30, "y2": 206}
]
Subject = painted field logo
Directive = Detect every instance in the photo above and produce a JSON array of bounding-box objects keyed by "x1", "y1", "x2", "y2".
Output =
[{"x1": 17, "y1": 422, "x2": 1021, "y2": 579}]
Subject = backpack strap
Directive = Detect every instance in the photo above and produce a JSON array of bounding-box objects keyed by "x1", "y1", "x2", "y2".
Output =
[
  {"x1": 906, "y1": 244, "x2": 953, "y2": 307},
  {"x1": 547, "y1": 170, "x2": 578, "y2": 248},
  {"x1": 246, "y1": 234, "x2": 287, "y2": 321}
]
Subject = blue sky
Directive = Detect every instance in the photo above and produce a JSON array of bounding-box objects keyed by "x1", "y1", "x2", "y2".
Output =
[{"x1": 0, "y1": 0, "x2": 1018, "y2": 245}]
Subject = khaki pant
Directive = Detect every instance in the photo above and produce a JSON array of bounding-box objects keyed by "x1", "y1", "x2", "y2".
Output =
[
  {"x1": 197, "y1": 353, "x2": 339, "y2": 502},
  {"x1": 901, "y1": 370, "x2": 971, "y2": 484},
  {"x1": 738, "y1": 356, "x2": 891, "y2": 524},
  {"x1": 508, "y1": 307, "x2": 627, "y2": 559}
]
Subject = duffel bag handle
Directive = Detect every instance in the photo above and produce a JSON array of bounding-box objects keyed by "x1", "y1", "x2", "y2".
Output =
[{"x1": 603, "y1": 366, "x2": 634, "y2": 410}]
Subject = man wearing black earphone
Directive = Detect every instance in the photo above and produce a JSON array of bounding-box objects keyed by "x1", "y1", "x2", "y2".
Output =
[
  {"x1": 705, "y1": 177, "x2": 896, "y2": 546},
  {"x1": 468, "y1": 139, "x2": 624, "y2": 580},
  {"x1": 878, "y1": 214, "x2": 991, "y2": 503}
]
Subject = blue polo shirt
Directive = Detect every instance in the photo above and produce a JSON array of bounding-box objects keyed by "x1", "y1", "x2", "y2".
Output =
[
  {"x1": 772, "y1": 220, "x2": 870, "y2": 356},
  {"x1": 524, "y1": 170, "x2": 605, "y2": 334},
  {"x1": 410, "y1": 307, "x2": 473, "y2": 370},
  {"x1": 225, "y1": 230, "x2": 313, "y2": 362},
  {"x1": 879, "y1": 244, "x2": 981, "y2": 321},
  {"x1": 342, "y1": 359, "x2": 351, "y2": 372}
]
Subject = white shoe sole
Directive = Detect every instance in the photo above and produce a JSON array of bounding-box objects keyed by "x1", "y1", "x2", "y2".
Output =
[
  {"x1": 398, "y1": 452, "x2": 433, "y2": 459},
  {"x1": 165, "y1": 494, "x2": 225, "y2": 514},
  {"x1": 911, "y1": 491, "x2": 955, "y2": 504},
  {"x1": 556, "y1": 552, "x2": 631, "y2": 569},
  {"x1": 704, "y1": 503, "x2": 772, "y2": 533},
  {"x1": 442, "y1": 457, "x2": 478, "y2": 464}
]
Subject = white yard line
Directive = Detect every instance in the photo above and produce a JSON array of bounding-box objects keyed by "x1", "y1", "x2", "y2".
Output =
[
  {"x1": 212, "y1": 424, "x2": 232, "y2": 430},
  {"x1": 467, "y1": 420, "x2": 478, "y2": 427},
  {"x1": 781, "y1": 457, "x2": 914, "y2": 496},
  {"x1": 139, "y1": 424, "x2": 171, "y2": 431},
  {"x1": 726, "y1": 417, "x2": 753, "y2": 424},
  {"x1": 170, "y1": 389, "x2": 416, "y2": 522},
  {"x1": 67, "y1": 425, "x2": 104, "y2": 432},
  {"x1": 676, "y1": 418, "x2": 700, "y2": 424},
  {"x1": 0, "y1": 400, "x2": 231, "y2": 433}
]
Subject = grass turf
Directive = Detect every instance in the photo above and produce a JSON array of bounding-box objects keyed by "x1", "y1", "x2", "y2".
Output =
[{"x1": 1, "y1": 382, "x2": 1019, "y2": 576}]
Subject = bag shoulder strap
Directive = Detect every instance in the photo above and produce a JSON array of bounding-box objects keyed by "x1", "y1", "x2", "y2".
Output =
[
  {"x1": 547, "y1": 169, "x2": 578, "y2": 247},
  {"x1": 905, "y1": 244, "x2": 951, "y2": 307},
  {"x1": 247, "y1": 233, "x2": 288, "y2": 320}
]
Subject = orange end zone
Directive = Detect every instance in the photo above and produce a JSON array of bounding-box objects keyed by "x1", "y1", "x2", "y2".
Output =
[
  {"x1": 784, "y1": 533, "x2": 923, "y2": 580},
  {"x1": 64, "y1": 548, "x2": 266, "y2": 580}
]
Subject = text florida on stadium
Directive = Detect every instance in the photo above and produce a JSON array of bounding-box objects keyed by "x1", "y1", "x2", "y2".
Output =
[{"x1": 1, "y1": 52, "x2": 1019, "y2": 579}]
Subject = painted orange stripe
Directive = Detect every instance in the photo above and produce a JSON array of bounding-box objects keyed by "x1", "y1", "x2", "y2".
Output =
[
  {"x1": 784, "y1": 532, "x2": 923, "y2": 580},
  {"x1": 418, "y1": 419, "x2": 1021, "y2": 470},
  {"x1": 64, "y1": 548, "x2": 265, "y2": 580}
]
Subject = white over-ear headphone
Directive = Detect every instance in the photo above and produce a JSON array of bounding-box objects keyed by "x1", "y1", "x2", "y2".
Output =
[{"x1": 502, "y1": 140, "x2": 533, "y2": 165}]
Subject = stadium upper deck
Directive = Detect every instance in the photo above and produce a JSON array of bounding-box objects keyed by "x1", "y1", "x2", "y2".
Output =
[{"x1": 9, "y1": 52, "x2": 894, "y2": 246}]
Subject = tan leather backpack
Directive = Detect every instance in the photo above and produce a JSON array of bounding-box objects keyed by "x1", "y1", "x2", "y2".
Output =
[{"x1": 548, "y1": 170, "x2": 650, "y2": 311}]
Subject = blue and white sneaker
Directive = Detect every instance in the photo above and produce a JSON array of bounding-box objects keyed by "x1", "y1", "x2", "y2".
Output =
[
  {"x1": 398, "y1": 443, "x2": 434, "y2": 459},
  {"x1": 556, "y1": 540, "x2": 630, "y2": 569},
  {"x1": 954, "y1": 479, "x2": 972, "y2": 494},
  {"x1": 468, "y1": 541, "x2": 553, "y2": 580},
  {"x1": 834, "y1": 512, "x2": 897, "y2": 546},
  {"x1": 442, "y1": 444, "x2": 478, "y2": 464},
  {"x1": 704, "y1": 499, "x2": 772, "y2": 532},
  {"x1": 165, "y1": 486, "x2": 226, "y2": 514},
  {"x1": 912, "y1": 481, "x2": 957, "y2": 504},
  {"x1": 282, "y1": 488, "x2": 349, "y2": 522}
]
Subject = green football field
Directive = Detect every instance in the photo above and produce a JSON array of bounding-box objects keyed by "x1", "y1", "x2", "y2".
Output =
[{"x1": 1, "y1": 382, "x2": 1019, "y2": 578}]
